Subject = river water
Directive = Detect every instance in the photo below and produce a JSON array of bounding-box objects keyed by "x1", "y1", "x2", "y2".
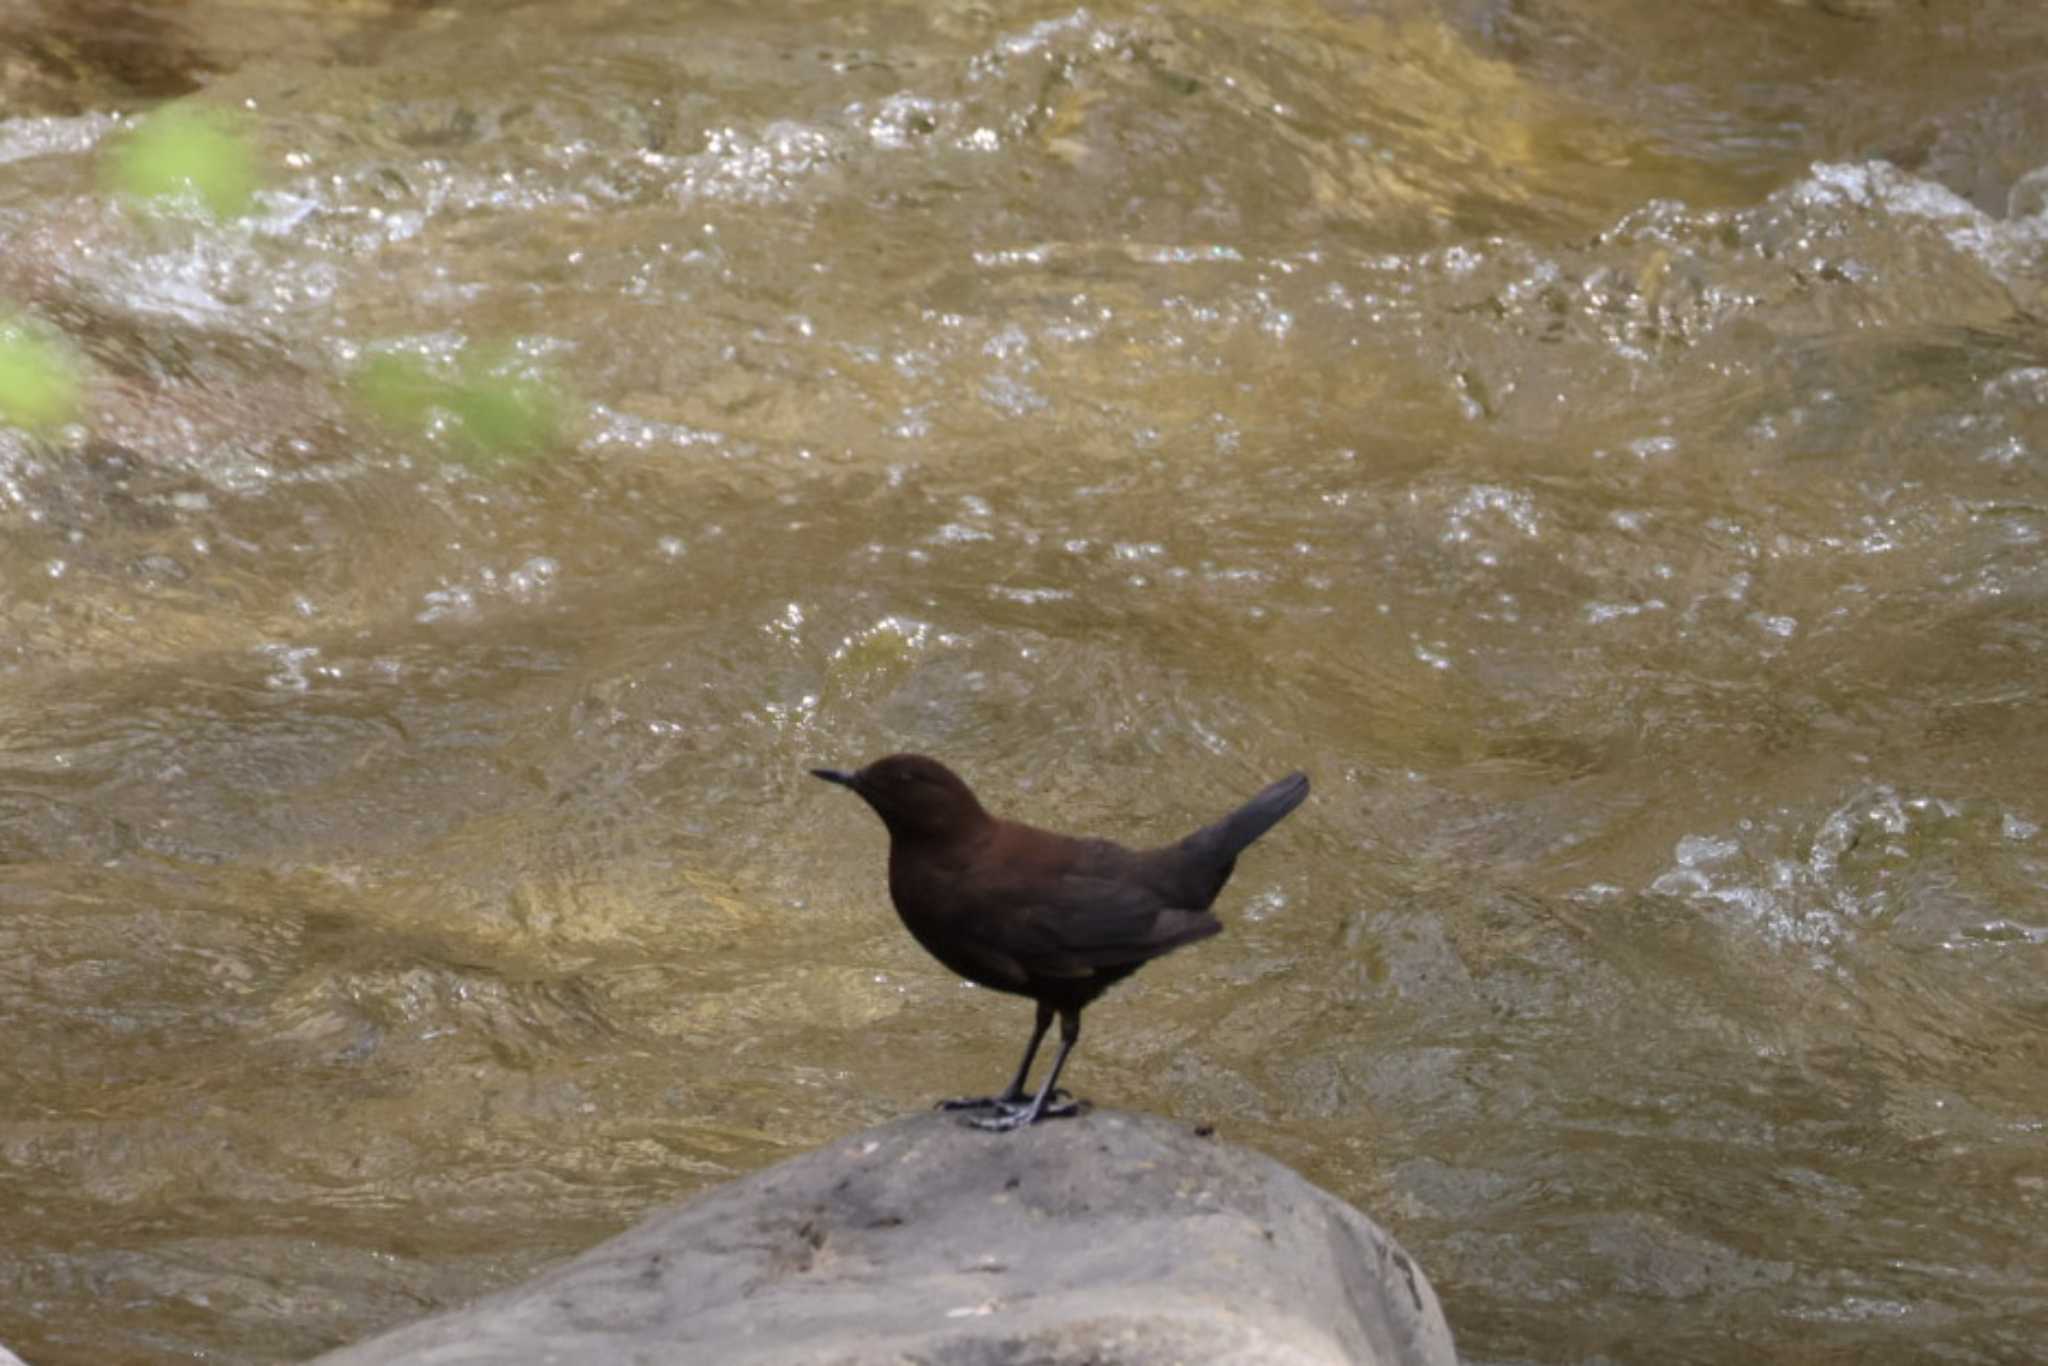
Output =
[{"x1": 2, "y1": 1, "x2": 2045, "y2": 1361}]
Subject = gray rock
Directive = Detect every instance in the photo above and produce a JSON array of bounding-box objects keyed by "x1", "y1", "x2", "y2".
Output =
[{"x1": 314, "y1": 1108, "x2": 1456, "y2": 1366}]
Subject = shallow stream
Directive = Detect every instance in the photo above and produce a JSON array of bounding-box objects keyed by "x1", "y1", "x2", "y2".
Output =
[{"x1": 2, "y1": 2, "x2": 2046, "y2": 1361}]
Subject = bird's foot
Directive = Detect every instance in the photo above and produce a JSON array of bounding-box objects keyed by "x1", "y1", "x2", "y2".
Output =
[
  {"x1": 936, "y1": 1088, "x2": 1069, "y2": 1113},
  {"x1": 960, "y1": 1094, "x2": 1084, "y2": 1132}
]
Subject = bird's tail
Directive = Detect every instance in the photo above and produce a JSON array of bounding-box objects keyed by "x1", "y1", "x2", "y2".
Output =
[{"x1": 1181, "y1": 771, "x2": 1310, "y2": 865}]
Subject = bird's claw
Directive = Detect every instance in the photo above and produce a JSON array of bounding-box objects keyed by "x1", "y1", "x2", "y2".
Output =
[
  {"x1": 936, "y1": 1088, "x2": 1070, "y2": 1113},
  {"x1": 959, "y1": 1093, "x2": 1083, "y2": 1131},
  {"x1": 965, "y1": 1105, "x2": 1034, "y2": 1132}
]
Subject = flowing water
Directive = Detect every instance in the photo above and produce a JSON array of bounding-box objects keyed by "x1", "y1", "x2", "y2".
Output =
[{"x1": 2, "y1": 1, "x2": 2047, "y2": 1361}]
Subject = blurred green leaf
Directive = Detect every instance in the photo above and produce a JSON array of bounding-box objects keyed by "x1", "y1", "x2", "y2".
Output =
[
  {"x1": 0, "y1": 316, "x2": 82, "y2": 433},
  {"x1": 353, "y1": 352, "x2": 440, "y2": 427},
  {"x1": 353, "y1": 344, "x2": 567, "y2": 466},
  {"x1": 450, "y1": 349, "x2": 562, "y2": 459},
  {"x1": 108, "y1": 105, "x2": 259, "y2": 219}
]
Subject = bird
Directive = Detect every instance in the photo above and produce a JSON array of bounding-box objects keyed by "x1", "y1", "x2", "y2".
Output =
[{"x1": 810, "y1": 753, "x2": 1309, "y2": 1131}]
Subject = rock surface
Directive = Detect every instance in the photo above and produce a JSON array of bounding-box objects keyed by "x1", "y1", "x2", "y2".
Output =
[{"x1": 314, "y1": 1108, "x2": 1456, "y2": 1365}]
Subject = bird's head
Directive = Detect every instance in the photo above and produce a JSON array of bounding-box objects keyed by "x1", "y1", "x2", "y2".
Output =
[{"x1": 810, "y1": 752, "x2": 989, "y2": 843}]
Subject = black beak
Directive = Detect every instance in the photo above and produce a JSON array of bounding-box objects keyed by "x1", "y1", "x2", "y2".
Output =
[{"x1": 810, "y1": 767, "x2": 857, "y2": 787}]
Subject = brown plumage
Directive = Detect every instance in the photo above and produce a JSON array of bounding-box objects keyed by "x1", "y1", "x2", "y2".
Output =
[{"x1": 811, "y1": 753, "x2": 1309, "y2": 1130}]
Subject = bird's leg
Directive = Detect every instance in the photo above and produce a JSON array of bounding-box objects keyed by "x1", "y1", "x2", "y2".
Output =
[
  {"x1": 968, "y1": 1007, "x2": 1083, "y2": 1131},
  {"x1": 938, "y1": 1002, "x2": 1059, "y2": 1111}
]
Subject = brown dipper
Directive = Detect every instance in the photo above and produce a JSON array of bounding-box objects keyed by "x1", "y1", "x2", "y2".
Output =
[{"x1": 811, "y1": 754, "x2": 1309, "y2": 1131}]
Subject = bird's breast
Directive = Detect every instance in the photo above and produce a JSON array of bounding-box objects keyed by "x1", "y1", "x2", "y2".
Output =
[{"x1": 884, "y1": 836, "x2": 1041, "y2": 994}]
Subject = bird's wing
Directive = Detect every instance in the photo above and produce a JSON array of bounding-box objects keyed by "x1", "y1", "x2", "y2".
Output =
[{"x1": 974, "y1": 869, "x2": 1222, "y2": 976}]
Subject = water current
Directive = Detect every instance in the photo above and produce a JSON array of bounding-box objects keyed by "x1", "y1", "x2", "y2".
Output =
[{"x1": 2, "y1": 1, "x2": 2045, "y2": 1361}]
